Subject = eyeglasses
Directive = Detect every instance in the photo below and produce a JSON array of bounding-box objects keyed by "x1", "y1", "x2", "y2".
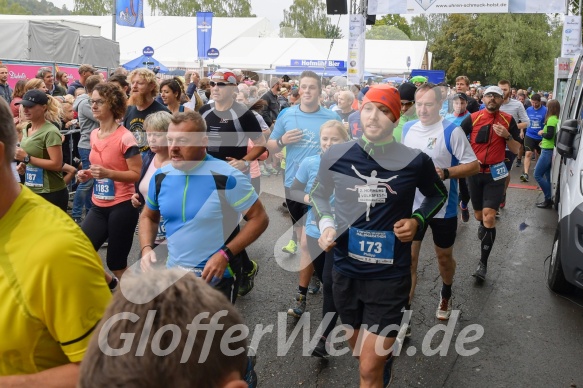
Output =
[
  {"x1": 483, "y1": 93, "x2": 502, "y2": 99},
  {"x1": 89, "y1": 99, "x2": 105, "y2": 106},
  {"x1": 401, "y1": 101, "x2": 414, "y2": 107},
  {"x1": 210, "y1": 81, "x2": 229, "y2": 87}
]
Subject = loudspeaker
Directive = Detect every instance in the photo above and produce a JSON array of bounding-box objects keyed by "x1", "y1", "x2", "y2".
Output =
[
  {"x1": 326, "y1": 0, "x2": 348, "y2": 14},
  {"x1": 366, "y1": 14, "x2": 376, "y2": 25}
]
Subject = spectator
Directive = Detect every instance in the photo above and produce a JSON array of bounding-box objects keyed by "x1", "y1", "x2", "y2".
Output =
[
  {"x1": 10, "y1": 79, "x2": 26, "y2": 120},
  {"x1": 37, "y1": 67, "x2": 66, "y2": 97},
  {"x1": 67, "y1": 64, "x2": 97, "y2": 95},
  {"x1": 56, "y1": 70, "x2": 69, "y2": 90},
  {"x1": 0, "y1": 64, "x2": 12, "y2": 103}
]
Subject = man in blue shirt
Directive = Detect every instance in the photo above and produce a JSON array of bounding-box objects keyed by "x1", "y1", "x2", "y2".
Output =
[
  {"x1": 521, "y1": 94, "x2": 546, "y2": 182},
  {"x1": 139, "y1": 111, "x2": 269, "y2": 304},
  {"x1": 267, "y1": 70, "x2": 340, "y2": 255}
]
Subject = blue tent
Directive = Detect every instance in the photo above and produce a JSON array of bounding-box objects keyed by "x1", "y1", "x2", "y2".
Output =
[{"x1": 122, "y1": 55, "x2": 169, "y2": 73}]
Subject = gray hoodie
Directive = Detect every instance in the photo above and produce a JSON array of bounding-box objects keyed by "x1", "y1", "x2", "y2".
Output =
[{"x1": 73, "y1": 94, "x2": 99, "y2": 150}]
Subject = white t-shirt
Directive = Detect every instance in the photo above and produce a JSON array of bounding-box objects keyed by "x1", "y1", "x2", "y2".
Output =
[
  {"x1": 139, "y1": 159, "x2": 158, "y2": 201},
  {"x1": 402, "y1": 118, "x2": 477, "y2": 218}
]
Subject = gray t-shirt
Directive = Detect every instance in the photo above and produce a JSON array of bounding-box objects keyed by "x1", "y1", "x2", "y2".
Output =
[
  {"x1": 500, "y1": 99, "x2": 530, "y2": 126},
  {"x1": 73, "y1": 94, "x2": 99, "y2": 150}
]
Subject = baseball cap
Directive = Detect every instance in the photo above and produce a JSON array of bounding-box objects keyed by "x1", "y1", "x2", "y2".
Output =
[
  {"x1": 210, "y1": 69, "x2": 238, "y2": 85},
  {"x1": 361, "y1": 85, "x2": 401, "y2": 122},
  {"x1": 16, "y1": 89, "x2": 49, "y2": 107},
  {"x1": 452, "y1": 92, "x2": 468, "y2": 101},
  {"x1": 79, "y1": 64, "x2": 97, "y2": 74},
  {"x1": 483, "y1": 86, "x2": 504, "y2": 97}
]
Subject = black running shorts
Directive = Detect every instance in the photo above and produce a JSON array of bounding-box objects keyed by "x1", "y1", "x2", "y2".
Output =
[
  {"x1": 524, "y1": 135, "x2": 541, "y2": 155},
  {"x1": 467, "y1": 173, "x2": 505, "y2": 211},
  {"x1": 413, "y1": 216, "x2": 458, "y2": 249},
  {"x1": 332, "y1": 270, "x2": 410, "y2": 337},
  {"x1": 284, "y1": 187, "x2": 308, "y2": 226}
]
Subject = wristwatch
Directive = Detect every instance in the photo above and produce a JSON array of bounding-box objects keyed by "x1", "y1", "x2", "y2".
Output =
[
  {"x1": 243, "y1": 160, "x2": 250, "y2": 169},
  {"x1": 505, "y1": 134, "x2": 512, "y2": 141},
  {"x1": 442, "y1": 168, "x2": 450, "y2": 180},
  {"x1": 23, "y1": 155, "x2": 30, "y2": 164}
]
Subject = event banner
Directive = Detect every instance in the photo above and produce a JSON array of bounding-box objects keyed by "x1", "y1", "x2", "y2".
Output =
[
  {"x1": 562, "y1": 16, "x2": 582, "y2": 58},
  {"x1": 369, "y1": 0, "x2": 566, "y2": 14},
  {"x1": 347, "y1": 14, "x2": 365, "y2": 85},
  {"x1": 116, "y1": 0, "x2": 145, "y2": 28},
  {"x1": 4, "y1": 63, "x2": 45, "y2": 89},
  {"x1": 197, "y1": 12, "x2": 213, "y2": 60},
  {"x1": 56, "y1": 65, "x2": 80, "y2": 85}
]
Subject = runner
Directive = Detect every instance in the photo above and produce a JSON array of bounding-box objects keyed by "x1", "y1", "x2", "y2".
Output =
[
  {"x1": 286, "y1": 120, "x2": 348, "y2": 333},
  {"x1": 199, "y1": 70, "x2": 267, "y2": 297},
  {"x1": 459, "y1": 86, "x2": 521, "y2": 281},
  {"x1": 521, "y1": 94, "x2": 546, "y2": 183},
  {"x1": 267, "y1": 70, "x2": 340, "y2": 256},
  {"x1": 0, "y1": 97, "x2": 111, "y2": 386},
  {"x1": 13, "y1": 90, "x2": 68, "y2": 211},
  {"x1": 160, "y1": 77, "x2": 192, "y2": 115},
  {"x1": 311, "y1": 85, "x2": 448, "y2": 386},
  {"x1": 77, "y1": 82, "x2": 142, "y2": 283},
  {"x1": 402, "y1": 84, "x2": 478, "y2": 324}
]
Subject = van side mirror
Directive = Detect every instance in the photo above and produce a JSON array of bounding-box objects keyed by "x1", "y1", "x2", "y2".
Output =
[{"x1": 557, "y1": 119, "x2": 579, "y2": 159}]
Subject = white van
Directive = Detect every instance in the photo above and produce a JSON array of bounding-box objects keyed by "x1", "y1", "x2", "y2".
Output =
[{"x1": 549, "y1": 55, "x2": 583, "y2": 292}]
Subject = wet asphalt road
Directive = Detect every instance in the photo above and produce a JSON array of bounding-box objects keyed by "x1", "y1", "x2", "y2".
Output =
[{"x1": 100, "y1": 166, "x2": 583, "y2": 388}]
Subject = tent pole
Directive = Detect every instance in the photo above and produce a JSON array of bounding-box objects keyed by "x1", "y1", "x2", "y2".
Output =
[{"x1": 112, "y1": 0, "x2": 116, "y2": 41}]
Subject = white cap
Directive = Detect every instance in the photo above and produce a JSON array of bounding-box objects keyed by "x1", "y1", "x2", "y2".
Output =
[{"x1": 484, "y1": 86, "x2": 504, "y2": 97}]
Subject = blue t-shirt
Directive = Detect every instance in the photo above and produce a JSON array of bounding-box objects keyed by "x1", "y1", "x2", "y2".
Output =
[
  {"x1": 295, "y1": 154, "x2": 327, "y2": 238},
  {"x1": 146, "y1": 155, "x2": 258, "y2": 276},
  {"x1": 525, "y1": 105, "x2": 547, "y2": 140},
  {"x1": 270, "y1": 105, "x2": 341, "y2": 187},
  {"x1": 445, "y1": 111, "x2": 470, "y2": 127}
]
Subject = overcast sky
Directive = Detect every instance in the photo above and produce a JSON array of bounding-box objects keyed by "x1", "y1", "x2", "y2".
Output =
[{"x1": 47, "y1": 0, "x2": 344, "y2": 33}]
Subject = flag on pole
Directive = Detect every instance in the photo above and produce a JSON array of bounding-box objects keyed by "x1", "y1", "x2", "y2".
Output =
[
  {"x1": 197, "y1": 12, "x2": 213, "y2": 60},
  {"x1": 116, "y1": 0, "x2": 145, "y2": 28}
]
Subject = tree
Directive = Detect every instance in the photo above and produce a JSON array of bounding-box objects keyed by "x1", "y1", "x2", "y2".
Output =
[
  {"x1": 431, "y1": 14, "x2": 561, "y2": 90},
  {"x1": 73, "y1": 0, "x2": 109, "y2": 15},
  {"x1": 374, "y1": 14, "x2": 411, "y2": 39},
  {"x1": 149, "y1": 0, "x2": 254, "y2": 17},
  {"x1": 410, "y1": 14, "x2": 447, "y2": 46},
  {"x1": 0, "y1": 0, "x2": 30, "y2": 14},
  {"x1": 366, "y1": 25, "x2": 409, "y2": 41},
  {"x1": 279, "y1": 0, "x2": 343, "y2": 39}
]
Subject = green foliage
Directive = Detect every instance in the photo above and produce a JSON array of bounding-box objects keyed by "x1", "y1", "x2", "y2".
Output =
[
  {"x1": 431, "y1": 14, "x2": 561, "y2": 90},
  {"x1": 410, "y1": 14, "x2": 447, "y2": 46},
  {"x1": 374, "y1": 14, "x2": 411, "y2": 38},
  {"x1": 1, "y1": 0, "x2": 71, "y2": 15},
  {"x1": 149, "y1": 0, "x2": 255, "y2": 17},
  {"x1": 73, "y1": 0, "x2": 109, "y2": 15},
  {"x1": 366, "y1": 25, "x2": 409, "y2": 41},
  {"x1": 279, "y1": 0, "x2": 343, "y2": 39}
]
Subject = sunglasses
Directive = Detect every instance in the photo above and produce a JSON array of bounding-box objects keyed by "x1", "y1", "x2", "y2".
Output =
[
  {"x1": 484, "y1": 93, "x2": 502, "y2": 99},
  {"x1": 210, "y1": 81, "x2": 229, "y2": 87}
]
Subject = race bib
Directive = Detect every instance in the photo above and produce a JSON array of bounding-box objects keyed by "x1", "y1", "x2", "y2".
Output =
[
  {"x1": 156, "y1": 215, "x2": 167, "y2": 242},
  {"x1": 93, "y1": 178, "x2": 115, "y2": 200},
  {"x1": 531, "y1": 119, "x2": 541, "y2": 129},
  {"x1": 25, "y1": 166, "x2": 44, "y2": 188},
  {"x1": 490, "y1": 162, "x2": 509, "y2": 181},
  {"x1": 348, "y1": 227, "x2": 394, "y2": 265}
]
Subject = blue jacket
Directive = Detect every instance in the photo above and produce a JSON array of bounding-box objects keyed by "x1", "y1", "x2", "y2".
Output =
[{"x1": 0, "y1": 83, "x2": 12, "y2": 103}]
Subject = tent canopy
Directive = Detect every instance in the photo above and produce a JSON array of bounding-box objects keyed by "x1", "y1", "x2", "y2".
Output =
[{"x1": 123, "y1": 54, "x2": 168, "y2": 73}]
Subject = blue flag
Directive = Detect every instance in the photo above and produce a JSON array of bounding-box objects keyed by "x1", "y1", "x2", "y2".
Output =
[
  {"x1": 197, "y1": 12, "x2": 213, "y2": 60},
  {"x1": 116, "y1": 0, "x2": 145, "y2": 28}
]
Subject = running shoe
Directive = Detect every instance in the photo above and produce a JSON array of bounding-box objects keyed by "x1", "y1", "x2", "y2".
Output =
[
  {"x1": 311, "y1": 336, "x2": 331, "y2": 358},
  {"x1": 267, "y1": 166, "x2": 279, "y2": 175},
  {"x1": 238, "y1": 260, "x2": 259, "y2": 297},
  {"x1": 260, "y1": 165, "x2": 271, "y2": 177},
  {"x1": 495, "y1": 209, "x2": 500, "y2": 218},
  {"x1": 515, "y1": 158, "x2": 522, "y2": 168},
  {"x1": 244, "y1": 347, "x2": 258, "y2": 388},
  {"x1": 520, "y1": 173, "x2": 529, "y2": 182},
  {"x1": 308, "y1": 276, "x2": 321, "y2": 294},
  {"x1": 383, "y1": 353, "x2": 394, "y2": 387},
  {"x1": 287, "y1": 293, "x2": 306, "y2": 318},
  {"x1": 282, "y1": 240, "x2": 297, "y2": 254},
  {"x1": 459, "y1": 201, "x2": 469, "y2": 223},
  {"x1": 472, "y1": 262, "x2": 487, "y2": 281},
  {"x1": 436, "y1": 293, "x2": 453, "y2": 320}
]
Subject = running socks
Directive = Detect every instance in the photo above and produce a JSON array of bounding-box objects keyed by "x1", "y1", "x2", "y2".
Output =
[
  {"x1": 298, "y1": 286, "x2": 308, "y2": 296},
  {"x1": 479, "y1": 226, "x2": 496, "y2": 266},
  {"x1": 441, "y1": 283, "x2": 452, "y2": 300}
]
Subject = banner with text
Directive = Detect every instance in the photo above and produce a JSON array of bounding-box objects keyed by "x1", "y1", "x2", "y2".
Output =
[
  {"x1": 347, "y1": 14, "x2": 365, "y2": 85},
  {"x1": 197, "y1": 12, "x2": 213, "y2": 60},
  {"x1": 116, "y1": 0, "x2": 144, "y2": 28},
  {"x1": 369, "y1": 0, "x2": 566, "y2": 14},
  {"x1": 4, "y1": 64, "x2": 45, "y2": 89},
  {"x1": 562, "y1": 16, "x2": 582, "y2": 58}
]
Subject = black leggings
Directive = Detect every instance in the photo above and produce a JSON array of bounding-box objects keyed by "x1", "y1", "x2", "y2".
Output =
[
  {"x1": 38, "y1": 187, "x2": 69, "y2": 212},
  {"x1": 81, "y1": 200, "x2": 139, "y2": 271},
  {"x1": 459, "y1": 177, "x2": 470, "y2": 205},
  {"x1": 307, "y1": 235, "x2": 338, "y2": 339}
]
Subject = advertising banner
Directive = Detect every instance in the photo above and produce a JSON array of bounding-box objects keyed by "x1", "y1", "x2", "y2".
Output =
[
  {"x1": 116, "y1": 0, "x2": 145, "y2": 28},
  {"x1": 4, "y1": 63, "x2": 45, "y2": 89},
  {"x1": 347, "y1": 14, "x2": 365, "y2": 85},
  {"x1": 369, "y1": 0, "x2": 565, "y2": 14},
  {"x1": 56, "y1": 65, "x2": 80, "y2": 85},
  {"x1": 197, "y1": 12, "x2": 213, "y2": 60},
  {"x1": 562, "y1": 16, "x2": 582, "y2": 58}
]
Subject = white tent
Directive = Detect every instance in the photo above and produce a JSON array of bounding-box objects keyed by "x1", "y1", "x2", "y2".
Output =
[{"x1": 0, "y1": 15, "x2": 429, "y2": 74}]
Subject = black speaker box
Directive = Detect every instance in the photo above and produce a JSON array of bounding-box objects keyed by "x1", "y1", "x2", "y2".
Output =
[{"x1": 326, "y1": 0, "x2": 348, "y2": 14}]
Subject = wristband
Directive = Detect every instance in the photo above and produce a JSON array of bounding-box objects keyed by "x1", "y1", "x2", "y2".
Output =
[
  {"x1": 220, "y1": 246, "x2": 235, "y2": 262},
  {"x1": 277, "y1": 138, "x2": 285, "y2": 148},
  {"x1": 442, "y1": 168, "x2": 450, "y2": 180}
]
